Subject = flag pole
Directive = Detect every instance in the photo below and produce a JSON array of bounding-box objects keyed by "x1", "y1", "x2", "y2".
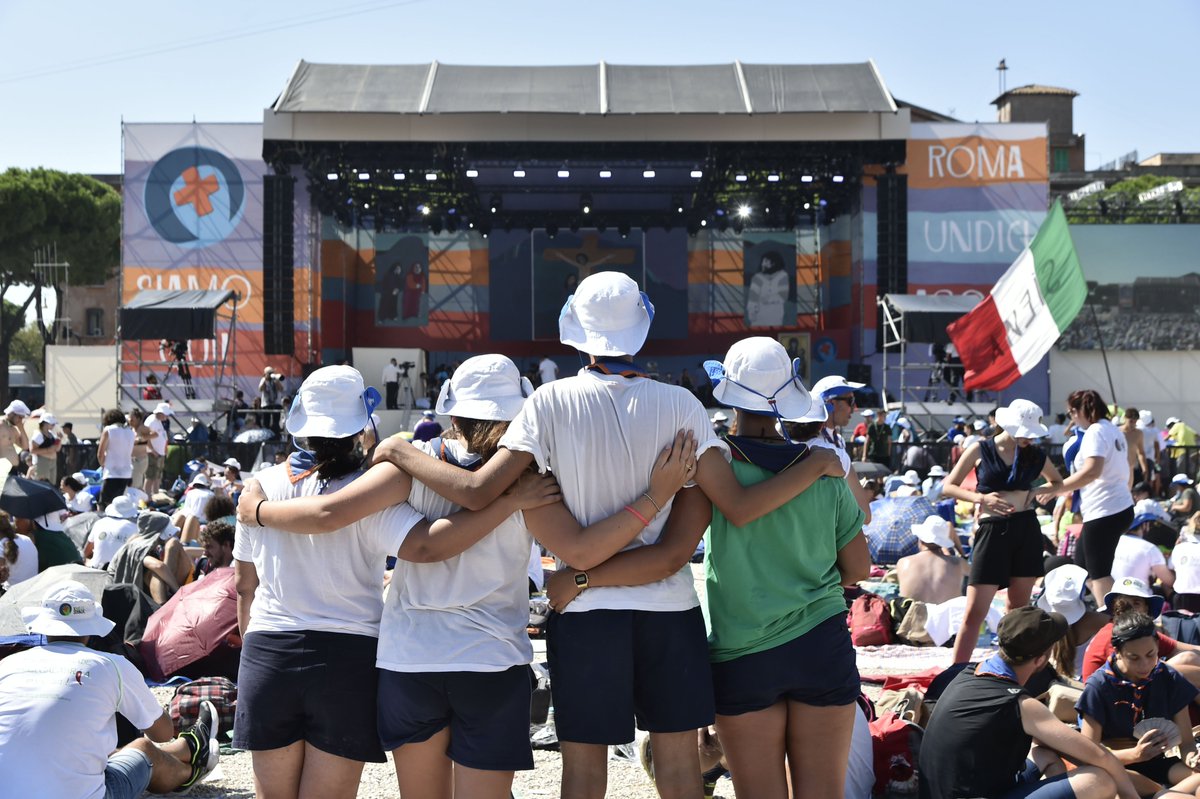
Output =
[{"x1": 1087, "y1": 301, "x2": 1118, "y2": 406}]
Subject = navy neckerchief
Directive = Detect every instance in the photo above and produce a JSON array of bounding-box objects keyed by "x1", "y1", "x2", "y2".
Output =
[
  {"x1": 725, "y1": 435, "x2": 809, "y2": 475},
  {"x1": 586, "y1": 357, "x2": 649, "y2": 379},
  {"x1": 286, "y1": 450, "x2": 368, "y2": 486},
  {"x1": 1101, "y1": 655, "x2": 1166, "y2": 725},
  {"x1": 427, "y1": 436, "x2": 482, "y2": 471},
  {"x1": 975, "y1": 654, "x2": 1021, "y2": 684}
]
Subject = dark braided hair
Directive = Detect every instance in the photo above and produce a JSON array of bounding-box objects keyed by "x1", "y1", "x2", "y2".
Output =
[{"x1": 0, "y1": 514, "x2": 18, "y2": 566}]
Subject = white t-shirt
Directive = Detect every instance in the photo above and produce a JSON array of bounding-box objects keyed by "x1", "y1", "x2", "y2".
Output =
[
  {"x1": 5, "y1": 533, "x2": 38, "y2": 587},
  {"x1": 377, "y1": 438, "x2": 535, "y2": 673},
  {"x1": 1142, "y1": 425, "x2": 1161, "y2": 460},
  {"x1": 1046, "y1": 423, "x2": 1068, "y2": 445},
  {"x1": 86, "y1": 517, "x2": 138, "y2": 568},
  {"x1": 499, "y1": 370, "x2": 729, "y2": 612},
  {"x1": 1074, "y1": 419, "x2": 1134, "y2": 521},
  {"x1": 181, "y1": 486, "x2": 214, "y2": 522},
  {"x1": 538, "y1": 358, "x2": 559, "y2": 384},
  {"x1": 101, "y1": 424, "x2": 134, "y2": 479},
  {"x1": 382, "y1": 362, "x2": 400, "y2": 383},
  {"x1": 806, "y1": 436, "x2": 852, "y2": 477},
  {"x1": 68, "y1": 491, "x2": 95, "y2": 513},
  {"x1": 1171, "y1": 541, "x2": 1200, "y2": 594},
  {"x1": 145, "y1": 416, "x2": 167, "y2": 457},
  {"x1": 233, "y1": 462, "x2": 422, "y2": 637},
  {"x1": 1110, "y1": 534, "x2": 1166, "y2": 585},
  {"x1": 0, "y1": 642, "x2": 163, "y2": 799}
]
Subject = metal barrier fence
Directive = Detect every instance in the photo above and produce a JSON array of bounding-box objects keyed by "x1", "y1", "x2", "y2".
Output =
[{"x1": 54, "y1": 441, "x2": 291, "y2": 486}]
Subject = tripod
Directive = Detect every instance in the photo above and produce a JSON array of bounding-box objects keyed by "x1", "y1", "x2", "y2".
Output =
[
  {"x1": 162, "y1": 340, "x2": 197, "y2": 399},
  {"x1": 396, "y1": 367, "x2": 417, "y2": 430}
]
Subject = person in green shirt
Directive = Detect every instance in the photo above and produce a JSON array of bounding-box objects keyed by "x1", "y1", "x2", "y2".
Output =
[
  {"x1": 864, "y1": 410, "x2": 893, "y2": 467},
  {"x1": 28, "y1": 511, "x2": 83, "y2": 570}
]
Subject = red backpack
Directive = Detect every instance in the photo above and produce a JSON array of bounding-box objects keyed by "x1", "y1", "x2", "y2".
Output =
[
  {"x1": 869, "y1": 711, "x2": 923, "y2": 795},
  {"x1": 849, "y1": 592, "x2": 894, "y2": 646}
]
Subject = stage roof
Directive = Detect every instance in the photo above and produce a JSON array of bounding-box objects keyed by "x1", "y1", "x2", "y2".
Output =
[{"x1": 265, "y1": 60, "x2": 909, "y2": 143}]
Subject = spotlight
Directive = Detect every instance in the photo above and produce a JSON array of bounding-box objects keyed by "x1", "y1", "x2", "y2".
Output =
[
  {"x1": 326, "y1": 173, "x2": 338, "y2": 181},
  {"x1": 557, "y1": 169, "x2": 570, "y2": 179},
  {"x1": 393, "y1": 172, "x2": 406, "y2": 180},
  {"x1": 643, "y1": 169, "x2": 656, "y2": 179},
  {"x1": 715, "y1": 208, "x2": 726, "y2": 217},
  {"x1": 767, "y1": 174, "x2": 780, "y2": 183},
  {"x1": 357, "y1": 171, "x2": 370, "y2": 180},
  {"x1": 737, "y1": 204, "x2": 752, "y2": 219},
  {"x1": 690, "y1": 169, "x2": 703, "y2": 179},
  {"x1": 801, "y1": 175, "x2": 813, "y2": 183},
  {"x1": 446, "y1": 207, "x2": 457, "y2": 215},
  {"x1": 513, "y1": 169, "x2": 526, "y2": 178},
  {"x1": 465, "y1": 169, "x2": 479, "y2": 178},
  {"x1": 580, "y1": 193, "x2": 593, "y2": 215},
  {"x1": 803, "y1": 202, "x2": 811, "y2": 210},
  {"x1": 832, "y1": 175, "x2": 845, "y2": 183},
  {"x1": 735, "y1": 174, "x2": 748, "y2": 182},
  {"x1": 700, "y1": 219, "x2": 708, "y2": 227},
  {"x1": 425, "y1": 172, "x2": 438, "y2": 181},
  {"x1": 599, "y1": 169, "x2": 612, "y2": 179},
  {"x1": 489, "y1": 194, "x2": 502, "y2": 214},
  {"x1": 418, "y1": 204, "x2": 431, "y2": 216}
]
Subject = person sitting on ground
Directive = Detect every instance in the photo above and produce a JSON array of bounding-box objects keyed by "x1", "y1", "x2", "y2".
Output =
[
  {"x1": 1111, "y1": 506, "x2": 1175, "y2": 589},
  {"x1": 173, "y1": 472, "x2": 214, "y2": 545},
  {"x1": 896, "y1": 515, "x2": 968, "y2": 606},
  {"x1": 60, "y1": 473, "x2": 95, "y2": 514},
  {"x1": 0, "y1": 581, "x2": 219, "y2": 797},
  {"x1": 203, "y1": 493, "x2": 235, "y2": 528},
  {"x1": 28, "y1": 510, "x2": 82, "y2": 570},
  {"x1": 919, "y1": 605, "x2": 1139, "y2": 799},
  {"x1": 1033, "y1": 564, "x2": 1111, "y2": 686},
  {"x1": 890, "y1": 469, "x2": 923, "y2": 497},
  {"x1": 217, "y1": 457, "x2": 243, "y2": 497},
  {"x1": 412, "y1": 409, "x2": 442, "y2": 442},
  {"x1": 108, "y1": 511, "x2": 192, "y2": 605},
  {"x1": 84, "y1": 495, "x2": 140, "y2": 570},
  {"x1": 1171, "y1": 525, "x2": 1200, "y2": 613},
  {"x1": 193, "y1": 519, "x2": 235, "y2": 581},
  {"x1": 0, "y1": 513, "x2": 37, "y2": 588},
  {"x1": 923, "y1": 464, "x2": 947, "y2": 499},
  {"x1": 1078, "y1": 612, "x2": 1200, "y2": 798},
  {"x1": 1080, "y1": 577, "x2": 1200, "y2": 685},
  {"x1": 1170, "y1": 474, "x2": 1200, "y2": 522}
]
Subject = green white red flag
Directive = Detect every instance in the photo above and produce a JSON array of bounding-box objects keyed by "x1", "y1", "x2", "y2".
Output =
[{"x1": 947, "y1": 200, "x2": 1088, "y2": 391}]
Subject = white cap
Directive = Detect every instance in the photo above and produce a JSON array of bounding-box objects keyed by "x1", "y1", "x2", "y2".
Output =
[
  {"x1": 711, "y1": 411, "x2": 728, "y2": 423},
  {"x1": 902, "y1": 469, "x2": 920, "y2": 486},
  {"x1": 812, "y1": 375, "x2": 864, "y2": 400},
  {"x1": 39, "y1": 413, "x2": 57, "y2": 427},
  {"x1": 1138, "y1": 409, "x2": 1154, "y2": 429},
  {"x1": 286, "y1": 366, "x2": 371, "y2": 439},
  {"x1": 995, "y1": 399, "x2": 1049, "y2": 439},
  {"x1": 558, "y1": 272, "x2": 654, "y2": 357},
  {"x1": 436, "y1": 355, "x2": 533, "y2": 421},
  {"x1": 1172, "y1": 473, "x2": 1194, "y2": 486},
  {"x1": 911, "y1": 515, "x2": 954, "y2": 549},
  {"x1": 190, "y1": 472, "x2": 211, "y2": 487},
  {"x1": 22, "y1": 581, "x2": 115, "y2": 638},
  {"x1": 973, "y1": 419, "x2": 988, "y2": 431},
  {"x1": 861, "y1": 409, "x2": 876, "y2": 418},
  {"x1": 104, "y1": 495, "x2": 139, "y2": 519},
  {"x1": 4, "y1": 400, "x2": 30, "y2": 417},
  {"x1": 154, "y1": 402, "x2": 175, "y2": 417},
  {"x1": 707, "y1": 337, "x2": 812, "y2": 420},
  {"x1": 896, "y1": 417, "x2": 912, "y2": 429},
  {"x1": 953, "y1": 434, "x2": 965, "y2": 444},
  {"x1": 422, "y1": 410, "x2": 436, "y2": 418},
  {"x1": 222, "y1": 457, "x2": 242, "y2": 470},
  {"x1": 1036, "y1": 564, "x2": 1090, "y2": 625},
  {"x1": 1167, "y1": 417, "x2": 1181, "y2": 427}
]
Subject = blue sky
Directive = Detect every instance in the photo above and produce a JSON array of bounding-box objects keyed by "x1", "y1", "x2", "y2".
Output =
[{"x1": 1, "y1": 0, "x2": 1197, "y2": 175}]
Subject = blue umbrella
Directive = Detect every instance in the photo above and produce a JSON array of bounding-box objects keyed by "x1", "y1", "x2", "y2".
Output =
[{"x1": 864, "y1": 496, "x2": 937, "y2": 565}]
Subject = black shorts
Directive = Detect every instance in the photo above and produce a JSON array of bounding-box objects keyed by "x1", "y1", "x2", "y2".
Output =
[
  {"x1": 1073, "y1": 506, "x2": 1135, "y2": 580},
  {"x1": 710, "y1": 612, "x2": 860, "y2": 716},
  {"x1": 234, "y1": 630, "x2": 385, "y2": 763},
  {"x1": 1129, "y1": 754, "x2": 1181, "y2": 786},
  {"x1": 546, "y1": 607, "x2": 714, "y2": 745},
  {"x1": 970, "y1": 510, "x2": 1045, "y2": 587},
  {"x1": 377, "y1": 666, "x2": 534, "y2": 771},
  {"x1": 100, "y1": 478, "x2": 131, "y2": 508}
]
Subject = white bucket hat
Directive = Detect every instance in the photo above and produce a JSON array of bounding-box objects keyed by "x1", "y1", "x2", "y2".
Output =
[
  {"x1": 812, "y1": 375, "x2": 864, "y2": 401},
  {"x1": 153, "y1": 402, "x2": 175, "y2": 417},
  {"x1": 787, "y1": 394, "x2": 830, "y2": 424},
  {"x1": 558, "y1": 272, "x2": 654, "y2": 357},
  {"x1": 972, "y1": 419, "x2": 988, "y2": 431},
  {"x1": 1138, "y1": 409, "x2": 1154, "y2": 429},
  {"x1": 39, "y1": 413, "x2": 57, "y2": 427},
  {"x1": 911, "y1": 515, "x2": 954, "y2": 549},
  {"x1": 1167, "y1": 416, "x2": 1181, "y2": 427},
  {"x1": 35, "y1": 510, "x2": 66, "y2": 532},
  {"x1": 286, "y1": 366, "x2": 375, "y2": 439},
  {"x1": 1036, "y1": 564, "x2": 1090, "y2": 625},
  {"x1": 4, "y1": 400, "x2": 30, "y2": 417},
  {"x1": 995, "y1": 399, "x2": 1049, "y2": 439},
  {"x1": 711, "y1": 411, "x2": 728, "y2": 423},
  {"x1": 436, "y1": 355, "x2": 533, "y2": 422},
  {"x1": 861, "y1": 409, "x2": 876, "y2": 418},
  {"x1": 705, "y1": 337, "x2": 812, "y2": 420},
  {"x1": 22, "y1": 581, "x2": 115, "y2": 638},
  {"x1": 928, "y1": 465, "x2": 947, "y2": 477},
  {"x1": 902, "y1": 469, "x2": 921, "y2": 486},
  {"x1": 222, "y1": 457, "x2": 242, "y2": 470},
  {"x1": 190, "y1": 472, "x2": 211, "y2": 487},
  {"x1": 104, "y1": 495, "x2": 138, "y2": 519},
  {"x1": 1172, "y1": 473, "x2": 1194, "y2": 486}
]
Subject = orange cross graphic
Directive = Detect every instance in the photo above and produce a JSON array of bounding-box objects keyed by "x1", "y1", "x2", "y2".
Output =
[{"x1": 173, "y1": 166, "x2": 219, "y2": 217}]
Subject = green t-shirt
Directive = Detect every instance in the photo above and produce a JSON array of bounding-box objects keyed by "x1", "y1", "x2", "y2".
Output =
[
  {"x1": 31, "y1": 527, "x2": 83, "y2": 570},
  {"x1": 705, "y1": 464, "x2": 865, "y2": 663}
]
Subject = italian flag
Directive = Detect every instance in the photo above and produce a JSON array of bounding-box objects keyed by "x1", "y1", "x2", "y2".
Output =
[{"x1": 947, "y1": 200, "x2": 1088, "y2": 391}]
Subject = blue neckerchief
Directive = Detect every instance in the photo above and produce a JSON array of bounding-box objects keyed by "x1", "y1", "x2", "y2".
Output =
[
  {"x1": 428, "y1": 436, "x2": 482, "y2": 471},
  {"x1": 725, "y1": 435, "x2": 809, "y2": 475},
  {"x1": 975, "y1": 654, "x2": 1020, "y2": 684},
  {"x1": 586, "y1": 357, "x2": 649, "y2": 379},
  {"x1": 1100, "y1": 655, "x2": 1166, "y2": 725}
]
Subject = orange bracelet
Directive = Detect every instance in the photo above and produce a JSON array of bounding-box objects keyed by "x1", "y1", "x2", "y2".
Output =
[{"x1": 624, "y1": 504, "x2": 650, "y2": 526}]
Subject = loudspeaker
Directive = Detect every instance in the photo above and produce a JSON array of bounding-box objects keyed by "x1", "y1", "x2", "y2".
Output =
[
  {"x1": 846, "y1": 363, "x2": 873, "y2": 385},
  {"x1": 875, "y1": 172, "x2": 908, "y2": 350},
  {"x1": 263, "y1": 175, "x2": 295, "y2": 356}
]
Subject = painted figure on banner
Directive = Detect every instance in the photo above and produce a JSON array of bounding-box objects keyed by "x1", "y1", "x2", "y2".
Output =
[
  {"x1": 533, "y1": 230, "x2": 643, "y2": 339},
  {"x1": 402, "y1": 263, "x2": 425, "y2": 321},
  {"x1": 375, "y1": 234, "x2": 429, "y2": 327},
  {"x1": 743, "y1": 232, "x2": 797, "y2": 329}
]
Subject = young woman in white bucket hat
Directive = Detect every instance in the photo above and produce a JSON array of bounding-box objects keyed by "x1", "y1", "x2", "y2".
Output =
[
  {"x1": 241, "y1": 353, "x2": 698, "y2": 799},
  {"x1": 939, "y1": 398, "x2": 1064, "y2": 663}
]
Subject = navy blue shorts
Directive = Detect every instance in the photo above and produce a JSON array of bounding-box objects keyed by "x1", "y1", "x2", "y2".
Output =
[
  {"x1": 546, "y1": 607, "x2": 714, "y2": 745},
  {"x1": 998, "y1": 760, "x2": 1077, "y2": 799},
  {"x1": 234, "y1": 630, "x2": 385, "y2": 763},
  {"x1": 377, "y1": 666, "x2": 535, "y2": 772},
  {"x1": 710, "y1": 612, "x2": 860, "y2": 716}
]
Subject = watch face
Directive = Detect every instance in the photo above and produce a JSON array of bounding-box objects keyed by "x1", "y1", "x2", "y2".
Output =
[{"x1": 574, "y1": 572, "x2": 588, "y2": 587}]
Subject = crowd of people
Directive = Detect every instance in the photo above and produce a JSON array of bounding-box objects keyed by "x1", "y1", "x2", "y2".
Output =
[
  {"x1": 9, "y1": 270, "x2": 1200, "y2": 798},
  {"x1": 1058, "y1": 310, "x2": 1200, "y2": 351}
]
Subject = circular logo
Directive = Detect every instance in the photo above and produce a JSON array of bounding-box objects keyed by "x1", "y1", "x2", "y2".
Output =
[
  {"x1": 144, "y1": 147, "x2": 246, "y2": 249},
  {"x1": 59, "y1": 603, "x2": 73, "y2": 616},
  {"x1": 813, "y1": 337, "x2": 838, "y2": 363}
]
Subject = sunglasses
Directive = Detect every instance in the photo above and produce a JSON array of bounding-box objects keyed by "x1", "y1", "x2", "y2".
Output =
[{"x1": 831, "y1": 395, "x2": 857, "y2": 407}]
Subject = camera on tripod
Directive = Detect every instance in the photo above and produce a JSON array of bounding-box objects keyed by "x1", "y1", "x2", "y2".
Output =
[
  {"x1": 398, "y1": 361, "x2": 416, "y2": 376},
  {"x1": 168, "y1": 340, "x2": 188, "y2": 360}
]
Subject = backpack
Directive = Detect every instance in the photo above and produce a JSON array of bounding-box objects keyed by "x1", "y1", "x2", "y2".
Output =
[
  {"x1": 890, "y1": 597, "x2": 934, "y2": 646},
  {"x1": 869, "y1": 711, "x2": 923, "y2": 796},
  {"x1": 170, "y1": 677, "x2": 237, "y2": 735},
  {"x1": 1161, "y1": 611, "x2": 1200, "y2": 645},
  {"x1": 849, "y1": 592, "x2": 894, "y2": 646}
]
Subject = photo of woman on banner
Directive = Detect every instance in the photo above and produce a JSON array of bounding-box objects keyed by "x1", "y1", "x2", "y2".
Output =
[
  {"x1": 375, "y1": 234, "x2": 429, "y2": 327},
  {"x1": 743, "y1": 233, "x2": 797, "y2": 328}
]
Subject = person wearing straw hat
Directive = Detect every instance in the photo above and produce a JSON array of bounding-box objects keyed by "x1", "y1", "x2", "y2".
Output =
[
  {"x1": 920, "y1": 606, "x2": 1139, "y2": 799},
  {"x1": 369, "y1": 275, "x2": 840, "y2": 799},
  {"x1": 897, "y1": 515, "x2": 968, "y2": 606},
  {"x1": 29, "y1": 411, "x2": 61, "y2": 484},
  {"x1": 84, "y1": 495, "x2": 139, "y2": 569},
  {"x1": 0, "y1": 581, "x2": 221, "y2": 797},
  {"x1": 0, "y1": 399, "x2": 30, "y2": 468},
  {"x1": 243, "y1": 353, "x2": 696, "y2": 799},
  {"x1": 940, "y1": 399, "x2": 1065, "y2": 664}
]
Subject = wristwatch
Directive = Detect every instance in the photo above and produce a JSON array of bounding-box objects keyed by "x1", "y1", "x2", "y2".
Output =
[{"x1": 574, "y1": 571, "x2": 589, "y2": 588}]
